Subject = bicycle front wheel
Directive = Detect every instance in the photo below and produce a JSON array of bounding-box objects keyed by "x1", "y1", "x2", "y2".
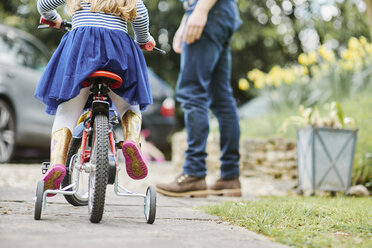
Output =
[{"x1": 88, "y1": 114, "x2": 109, "y2": 223}]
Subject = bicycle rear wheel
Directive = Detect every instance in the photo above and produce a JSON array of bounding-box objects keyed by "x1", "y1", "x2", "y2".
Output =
[
  {"x1": 88, "y1": 114, "x2": 109, "y2": 223},
  {"x1": 62, "y1": 137, "x2": 89, "y2": 206}
]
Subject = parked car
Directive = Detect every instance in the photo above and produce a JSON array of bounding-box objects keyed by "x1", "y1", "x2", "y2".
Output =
[
  {"x1": 0, "y1": 24, "x2": 175, "y2": 163},
  {"x1": 142, "y1": 70, "x2": 176, "y2": 154}
]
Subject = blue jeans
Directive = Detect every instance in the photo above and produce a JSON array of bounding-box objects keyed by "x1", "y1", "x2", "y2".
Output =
[{"x1": 176, "y1": 0, "x2": 241, "y2": 179}]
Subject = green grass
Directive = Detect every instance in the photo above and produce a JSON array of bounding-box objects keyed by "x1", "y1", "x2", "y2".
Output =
[
  {"x1": 201, "y1": 196, "x2": 372, "y2": 248},
  {"x1": 238, "y1": 89, "x2": 372, "y2": 188}
]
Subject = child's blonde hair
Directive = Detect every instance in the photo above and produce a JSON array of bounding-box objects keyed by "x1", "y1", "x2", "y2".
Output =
[{"x1": 67, "y1": 0, "x2": 137, "y2": 22}]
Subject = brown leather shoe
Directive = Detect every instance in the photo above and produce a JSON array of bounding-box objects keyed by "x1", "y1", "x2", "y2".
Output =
[
  {"x1": 156, "y1": 174, "x2": 208, "y2": 197},
  {"x1": 208, "y1": 177, "x2": 242, "y2": 197}
]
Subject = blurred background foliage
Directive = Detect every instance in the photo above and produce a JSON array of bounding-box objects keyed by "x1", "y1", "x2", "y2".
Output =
[{"x1": 1, "y1": 0, "x2": 370, "y2": 105}]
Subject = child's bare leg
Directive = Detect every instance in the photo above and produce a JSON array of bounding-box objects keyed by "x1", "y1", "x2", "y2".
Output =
[
  {"x1": 108, "y1": 91, "x2": 148, "y2": 180},
  {"x1": 43, "y1": 88, "x2": 90, "y2": 195}
]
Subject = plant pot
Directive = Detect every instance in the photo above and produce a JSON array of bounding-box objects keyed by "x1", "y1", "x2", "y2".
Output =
[{"x1": 296, "y1": 126, "x2": 358, "y2": 195}]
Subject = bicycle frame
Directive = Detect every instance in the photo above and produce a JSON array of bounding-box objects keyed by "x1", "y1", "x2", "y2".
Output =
[{"x1": 79, "y1": 102, "x2": 116, "y2": 167}]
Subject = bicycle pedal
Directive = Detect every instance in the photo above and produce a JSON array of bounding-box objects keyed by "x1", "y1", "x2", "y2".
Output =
[
  {"x1": 41, "y1": 162, "x2": 50, "y2": 174},
  {"x1": 115, "y1": 141, "x2": 123, "y2": 149}
]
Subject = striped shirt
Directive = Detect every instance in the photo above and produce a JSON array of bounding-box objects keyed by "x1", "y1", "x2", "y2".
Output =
[{"x1": 37, "y1": 0, "x2": 150, "y2": 44}]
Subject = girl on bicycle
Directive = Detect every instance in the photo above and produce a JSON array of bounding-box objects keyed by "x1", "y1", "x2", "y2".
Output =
[{"x1": 35, "y1": 0, "x2": 155, "y2": 195}]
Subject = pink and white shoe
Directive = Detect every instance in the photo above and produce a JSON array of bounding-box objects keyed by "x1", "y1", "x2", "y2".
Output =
[
  {"x1": 42, "y1": 164, "x2": 66, "y2": 197},
  {"x1": 122, "y1": 140, "x2": 148, "y2": 180}
]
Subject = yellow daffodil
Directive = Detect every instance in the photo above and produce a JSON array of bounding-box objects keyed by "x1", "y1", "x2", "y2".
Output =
[
  {"x1": 301, "y1": 66, "x2": 309, "y2": 75},
  {"x1": 318, "y1": 46, "x2": 335, "y2": 62},
  {"x1": 365, "y1": 43, "x2": 372, "y2": 55},
  {"x1": 307, "y1": 51, "x2": 317, "y2": 64},
  {"x1": 244, "y1": 36, "x2": 372, "y2": 92},
  {"x1": 359, "y1": 36, "x2": 368, "y2": 45},
  {"x1": 238, "y1": 78, "x2": 249, "y2": 91},
  {"x1": 318, "y1": 45, "x2": 326, "y2": 56},
  {"x1": 298, "y1": 53, "x2": 309, "y2": 66},
  {"x1": 247, "y1": 70, "x2": 256, "y2": 81},
  {"x1": 348, "y1": 37, "x2": 360, "y2": 50},
  {"x1": 270, "y1": 66, "x2": 289, "y2": 87},
  {"x1": 342, "y1": 61, "x2": 354, "y2": 71},
  {"x1": 357, "y1": 48, "x2": 366, "y2": 59},
  {"x1": 254, "y1": 78, "x2": 265, "y2": 89},
  {"x1": 341, "y1": 50, "x2": 354, "y2": 61},
  {"x1": 247, "y1": 68, "x2": 265, "y2": 82},
  {"x1": 282, "y1": 69, "x2": 296, "y2": 84},
  {"x1": 264, "y1": 74, "x2": 273, "y2": 86}
]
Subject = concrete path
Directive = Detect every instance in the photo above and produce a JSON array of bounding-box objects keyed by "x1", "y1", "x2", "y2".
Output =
[{"x1": 0, "y1": 163, "x2": 288, "y2": 248}]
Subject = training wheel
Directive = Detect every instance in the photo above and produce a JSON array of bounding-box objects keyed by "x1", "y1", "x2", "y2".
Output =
[
  {"x1": 34, "y1": 180, "x2": 44, "y2": 220},
  {"x1": 144, "y1": 185, "x2": 156, "y2": 224}
]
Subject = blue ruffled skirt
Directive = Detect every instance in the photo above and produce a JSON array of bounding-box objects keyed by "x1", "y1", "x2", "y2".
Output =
[{"x1": 35, "y1": 27, "x2": 152, "y2": 115}]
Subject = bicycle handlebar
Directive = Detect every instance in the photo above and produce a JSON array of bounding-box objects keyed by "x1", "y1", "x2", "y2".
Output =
[
  {"x1": 38, "y1": 17, "x2": 165, "y2": 54},
  {"x1": 139, "y1": 42, "x2": 166, "y2": 55},
  {"x1": 38, "y1": 17, "x2": 72, "y2": 31}
]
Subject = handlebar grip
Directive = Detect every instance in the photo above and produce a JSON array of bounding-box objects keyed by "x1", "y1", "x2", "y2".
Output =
[
  {"x1": 39, "y1": 17, "x2": 72, "y2": 31},
  {"x1": 140, "y1": 42, "x2": 155, "y2": 51},
  {"x1": 139, "y1": 42, "x2": 166, "y2": 54},
  {"x1": 40, "y1": 17, "x2": 56, "y2": 27}
]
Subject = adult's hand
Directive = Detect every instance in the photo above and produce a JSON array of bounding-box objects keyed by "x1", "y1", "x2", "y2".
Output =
[
  {"x1": 183, "y1": 9, "x2": 208, "y2": 45},
  {"x1": 172, "y1": 30, "x2": 183, "y2": 54},
  {"x1": 172, "y1": 15, "x2": 186, "y2": 54}
]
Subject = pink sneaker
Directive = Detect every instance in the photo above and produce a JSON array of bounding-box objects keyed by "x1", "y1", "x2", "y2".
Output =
[
  {"x1": 42, "y1": 164, "x2": 66, "y2": 197},
  {"x1": 122, "y1": 140, "x2": 148, "y2": 180}
]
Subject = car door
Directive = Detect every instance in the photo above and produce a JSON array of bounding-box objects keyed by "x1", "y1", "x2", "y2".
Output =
[{"x1": 3, "y1": 32, "x2": 53, "y2": 146}]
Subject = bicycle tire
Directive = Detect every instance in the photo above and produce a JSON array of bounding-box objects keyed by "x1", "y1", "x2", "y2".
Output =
[
  {"x1": 34, "y1": 180, "x2": 44, "y2": 220},
  {"x1": 144, "y1": 185, "x2": 156, "y2": 224},
  {"x1": 88, "y1": 114, "x2": 109, "y2": 223},
  {"x1": 62, "y1": 137, "x2": 89, "y2": 206}
]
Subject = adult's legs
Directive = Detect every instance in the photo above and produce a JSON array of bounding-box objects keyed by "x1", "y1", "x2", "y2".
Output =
[
  {"x1": 176, "y1": 35, "x2": 223, "y2": 178},
  {"x1": 209, "y1": 46, "x2": 240, "y2": 179},
  {"x1": 156, "y1": 0, "x2": 242, "y2": 197}
]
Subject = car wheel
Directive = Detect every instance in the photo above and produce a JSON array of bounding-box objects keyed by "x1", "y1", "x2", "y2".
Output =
[{"x1": 0, "y1": 99, "x2": 15, "y2": 163}]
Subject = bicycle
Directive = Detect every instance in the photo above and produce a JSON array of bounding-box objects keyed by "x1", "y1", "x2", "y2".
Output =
[{"x1": 34, "y1": 18, "x2": 164, "y2": 224}]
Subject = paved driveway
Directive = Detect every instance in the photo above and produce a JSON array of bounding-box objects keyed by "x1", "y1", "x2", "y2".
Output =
[{"x1": 0, "y1": 163, "x2": 288, "y2": 248}]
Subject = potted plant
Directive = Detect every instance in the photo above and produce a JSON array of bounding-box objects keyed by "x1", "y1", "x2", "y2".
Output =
[{"x1": 282, "y1": 102, "x2": 358, "y2": 195}]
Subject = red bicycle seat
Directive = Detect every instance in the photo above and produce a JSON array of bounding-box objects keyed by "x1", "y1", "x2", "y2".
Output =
[{"x1": 82, "y1": 70, "x2": 122, "y2": 89}]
